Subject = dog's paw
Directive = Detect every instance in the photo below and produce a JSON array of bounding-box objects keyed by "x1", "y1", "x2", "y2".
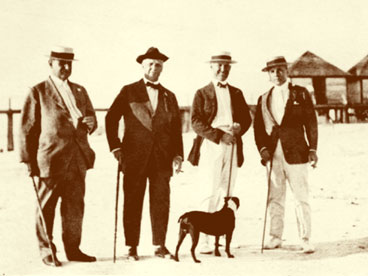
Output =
[
  {"x1": 214, "y1": 251, "x2": 221, "y2": 257},
  {"x1": 227, "y1": 254, "x2": 235, "y2": 258},
  {"x1": 194, "y1": 259, "x2": 201, "y2": 263}
]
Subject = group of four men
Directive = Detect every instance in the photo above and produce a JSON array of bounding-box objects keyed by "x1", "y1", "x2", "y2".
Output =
[{"x1": 19, "y1": 46, "x2": 318, "y2": 266}]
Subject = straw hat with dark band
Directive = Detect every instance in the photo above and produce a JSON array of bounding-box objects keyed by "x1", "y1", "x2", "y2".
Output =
[{"x1": 262, "y1": 56, "x2": 288, "y2": 72}]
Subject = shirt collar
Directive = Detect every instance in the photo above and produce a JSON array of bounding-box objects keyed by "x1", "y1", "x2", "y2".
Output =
[
  {"x1": 143, "y1": 77, "x2": 160, "y2": 85},
  {"x1": 50, "y1": 74, "x2": 68, "y2": 86},
  {"x1": 273, "y1": 80, "x2": 290, "y2": 92},
  {"x1": 212, "y1": 79, "x2": 228, "y2": 87}
]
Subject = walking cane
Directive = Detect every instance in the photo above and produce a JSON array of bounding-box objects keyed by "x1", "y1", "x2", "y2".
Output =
[
  {"x1": 226, "y1": 142, "x2": 235, "y2": 197},
  {"x1": 31, "y1": 176, "x2": 57, "y2": 266},
  {"x1": 261, "y1": 158, "x2": 273, "y2": 253},
  {"x1": 113, "y1": 159, "x2": 121, "y2": 263}
]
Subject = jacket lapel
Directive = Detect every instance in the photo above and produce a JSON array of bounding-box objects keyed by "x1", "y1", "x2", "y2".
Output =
[
  {"x1": 46, "y1": 77, "x2": 70, "y2": 113},
  {"x1": 204, "y1": 82, "x2": 218, "y2": 121},
  {"x1": 129, "y1": 80, "x2": 154, "y2": 131},
  {"x1": 68, "y1": 81, "x2": 84, "y2": 116}
]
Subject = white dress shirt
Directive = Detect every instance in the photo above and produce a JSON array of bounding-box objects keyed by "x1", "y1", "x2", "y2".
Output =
[
  {"x1": 211, "y1": 80, "x2": 233, "y2": 133},
  {"x1": 50, "y1": 75, "x2": 82, "y2": 127},
  {"x1": 271, "y1": 81, "x2": 290, "y2": 125},
  {"x1": 144, "y1": 78, "x2": 159, "y2": 112}
]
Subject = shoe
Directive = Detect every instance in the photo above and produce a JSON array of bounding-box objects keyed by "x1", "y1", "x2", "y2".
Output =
[
  {"x1": 154, "y1": 245, "x2": 174, "y2": 259},
  {"x1": 42, "y1": 255, "x2": 62, "y2": 267},
  {"x1": 301, "y1": 239, "x2": 315, "y2": 254},
  {"x1": 66, "y1": 249, "x2": 96, "y2": 262},
  {"x1": 127, "y1": 246, "x2": 139, "y2": 261},
  {"x1": 264, "y1": 237, "x2": 282, "y2": 250},
  {"x1": 199, "y1": 243, "x2": 213, "y2": 254}
]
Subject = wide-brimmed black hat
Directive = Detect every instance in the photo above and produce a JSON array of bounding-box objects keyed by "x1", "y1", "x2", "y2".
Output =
[
  {"x1": 262, "y1": 56, "x2": 288, "y2": 72},
  {"x1": 136, "y1": 47, "x2": 169, "y2": 64},
  {"x1": 46, "y1": 46, "x2": 77, "y2": 61}
]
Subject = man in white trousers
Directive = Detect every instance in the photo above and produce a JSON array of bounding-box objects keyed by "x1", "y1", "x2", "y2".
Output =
[
  {"x1": 188, "y1": 51, "x2": 252, "y2": 253},
  {"x1": 254, "y1": 56, "x2": 318, "y2": 253}
]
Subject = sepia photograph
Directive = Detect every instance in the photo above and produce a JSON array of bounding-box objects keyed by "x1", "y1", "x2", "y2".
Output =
[{"x1": 0, "y1": 0, "x2": 368, "y2": 275}]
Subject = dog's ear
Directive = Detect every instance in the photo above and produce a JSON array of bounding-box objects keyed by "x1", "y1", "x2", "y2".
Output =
[{"x1": 232, "y1": 197, "x2": 240, "y2": 209}]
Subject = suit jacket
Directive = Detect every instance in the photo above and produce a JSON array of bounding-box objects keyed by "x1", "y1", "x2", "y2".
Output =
[
  {"x1": 19, "y1": 77, "x2": 97, "y2": 178},
  {"x1": 254, "y1": 83, "x2": 318, "y2": 164},
  {"x1": 187, "y1": 82, "x2": 252, "y2": 167},
  {"x1": 105, "y1": 79, "x2": 183, "y2": 176}
]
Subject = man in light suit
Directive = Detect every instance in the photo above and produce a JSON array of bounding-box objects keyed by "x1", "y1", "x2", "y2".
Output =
[
  {"x1": 105, "y1": 47, "x2": 183, "y2": 261},
  {"x1": 188, "y1": 51, "x2": 252, "y2": 253},
  {"x1": 254, "y1": 56, "x2": 318, "y2": 253},
  {"x1": 19, "y1": 46, "x2": 97, "y2": 266}
]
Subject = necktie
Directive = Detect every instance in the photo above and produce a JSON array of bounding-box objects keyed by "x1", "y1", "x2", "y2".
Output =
[
  {"x1": 146, "y1": 82, "x2": 160, "y2": 90},
  {"x1": 217, "y1": 82, "x2": 227, "y2": 88}
]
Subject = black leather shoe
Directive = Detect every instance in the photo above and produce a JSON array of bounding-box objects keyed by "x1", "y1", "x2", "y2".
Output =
[
  {"x1": 42, "y1": 255, "x2": 62, "y2": 267},
  {"x1": 154, "y1": 246, "x2": 174, "y2": 259},
  {"x1": 127, "y1": 246, "x2": 139, "y2": 261},
  {"x1": 66, "y1": 250, "x2": 96, "y2": 262}
]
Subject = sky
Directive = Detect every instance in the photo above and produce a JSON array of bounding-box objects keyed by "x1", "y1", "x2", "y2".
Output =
[{"x1": 1, "y1": 0, "x2": 368, "y2": 109}]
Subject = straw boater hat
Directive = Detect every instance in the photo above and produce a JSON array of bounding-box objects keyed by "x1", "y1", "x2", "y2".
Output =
[
  {"x1": 262, "y1": 56, "x2": 288, "y2": 72},
  {"x1": 47, "y1": 46, "x2": 77, "y2": 61},
  {"x1": 207, "y1": 51, "x2": 237, "y2": 64},
  {"x1": 136, "y1": 47, "x2": 169, "y2": 64}
]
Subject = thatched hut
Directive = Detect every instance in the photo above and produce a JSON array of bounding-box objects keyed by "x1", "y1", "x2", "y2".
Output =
[
  {"x1": 348, "y1": 55, "x2": 368, "y2": 104},
  {"x1": 288, "y1": 51, "x2": 350, "y2": 105}
]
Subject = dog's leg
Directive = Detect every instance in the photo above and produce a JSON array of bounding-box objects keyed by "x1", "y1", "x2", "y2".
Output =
[
  {"x1": 214, "y1": 236, "x2": 221, "y2": 256},
  {"x1": 174, "y1": 227, "x2": 187, "y2": 262},
  {"x1": 189, "y1": 229, "x2": 201, "y2": 263},
  {"x1": 225, "y1": 231, "x2": 234, "y2": 258}
]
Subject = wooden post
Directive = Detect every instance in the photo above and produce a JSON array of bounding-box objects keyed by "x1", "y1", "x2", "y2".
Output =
[{"x1": 7, "y1": 98, "x2": 14, "y2": 151}]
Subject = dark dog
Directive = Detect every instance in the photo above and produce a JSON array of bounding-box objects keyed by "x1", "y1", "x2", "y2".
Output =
[{"x1": 174, "y1": 196, "x2": 240, "y2": 263}]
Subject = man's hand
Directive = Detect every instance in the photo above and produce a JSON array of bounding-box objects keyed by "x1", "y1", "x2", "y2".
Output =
[
  {"x1": 231, "y1": 122, "x2": 241, "y2": 135},
  {"x1": 82, "y1": 116, "x2": 95, "y2": 133},
  {"x1": 27, "y1": 162, "x2": 40, "y2": 177},
  {"x1": 308, "y1": 150, "x2": 318, "y2": 168},
  {"x1": 260, "y1": 148, "x2": 271, "y2": 165},
  {"x1": 113, "y1": 149, "x2": 122, "y2": 162},
  {"x1": 221, "y1": 133, "x2": 236, "y2": 145},
  {"x1": 173, "y1": 156, "x2": 183, "y2": 174}
]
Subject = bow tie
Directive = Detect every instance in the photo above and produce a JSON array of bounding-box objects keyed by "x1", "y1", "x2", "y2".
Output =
[
  {"x1": 217, "y1": 82, "x2": 227, "y2": 88},
  {"x1": 146, "y1": 82, "x2": 160, "y2": 90}
]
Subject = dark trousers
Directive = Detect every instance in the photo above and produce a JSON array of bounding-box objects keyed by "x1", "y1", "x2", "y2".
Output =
[
  {"x1": 35, "y1": 153, "x2": 86, "y2": 258},
  {"x1": 123, "y1": 162, "x2": 170, "y2": 247}
]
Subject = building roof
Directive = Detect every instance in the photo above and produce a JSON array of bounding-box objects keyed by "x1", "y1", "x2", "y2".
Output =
[
  {"x1": 289, "y1": 51, "x2": 349, "y2": 77},
  {"x1": 348, "y1": 55, "x2": 368, "y2": 76}
]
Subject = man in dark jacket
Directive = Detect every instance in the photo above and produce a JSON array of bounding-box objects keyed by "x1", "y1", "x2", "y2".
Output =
[
  {"x1": 254, "y1": 56, "x2": 318, "y2": 253},
  {"x1": 105, "y1": 47, "x2": 183, "y2": 260},
  {"x1": 187, "y1": 51, "x2": 252, "y2": 253}
]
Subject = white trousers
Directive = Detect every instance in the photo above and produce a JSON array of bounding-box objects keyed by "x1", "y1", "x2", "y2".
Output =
[
  {"x1": 198, "y1": 139, "x2": 238, "y2": 213},
  {"x1": 268, "y1": 141, "x2": 311, "y2": 240}
]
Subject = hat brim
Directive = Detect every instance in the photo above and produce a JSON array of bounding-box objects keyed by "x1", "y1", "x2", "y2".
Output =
[
  {"x1": 207, "y1": 59, "x2": 237, "y2": 64},
  {"x1": 262, "y1": 62, "x2": 288, "y2": 72},
  {"x1": 136, "y1": 54, "x2": 169, "y2": 64},
  {"x1": 45, "y1": 55, "x2": 77, "y2": 61}
]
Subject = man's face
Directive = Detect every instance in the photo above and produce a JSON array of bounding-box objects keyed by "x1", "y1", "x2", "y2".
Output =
[
  {"x1": 268, "y1": 65, "x2": 288, "y2": 86},
  {"x1": 211, "y1": 62, "x2": 231, "y2": 82},
  {"x1": 142, "y1": 58, "x2": 163, "y2": 82},
  {"x1": 50, "y1": 59, "x2": 72, "y2": 81}
]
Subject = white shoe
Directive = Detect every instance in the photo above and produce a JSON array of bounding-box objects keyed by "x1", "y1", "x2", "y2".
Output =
[
  {"x1": 264, "y1": 237, "x2": 282, "y2": 250},
  {"x1": 301, "y1": 239, "x2": 315, "y2": 254}
]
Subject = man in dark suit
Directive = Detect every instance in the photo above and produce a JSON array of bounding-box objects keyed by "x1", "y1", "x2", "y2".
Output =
[
  {"x1": 105, "y1": 47, "x2": 183, "y2": 260},
  {"x1": 19, "y1": 46, "x2": 97, "y2": 266},
  {"x1": 187, "y1": 51, "x2": 252, "y2": 253},
  {"x1": 254, "y1": 56, "x2": 318, "y2": 253}
]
